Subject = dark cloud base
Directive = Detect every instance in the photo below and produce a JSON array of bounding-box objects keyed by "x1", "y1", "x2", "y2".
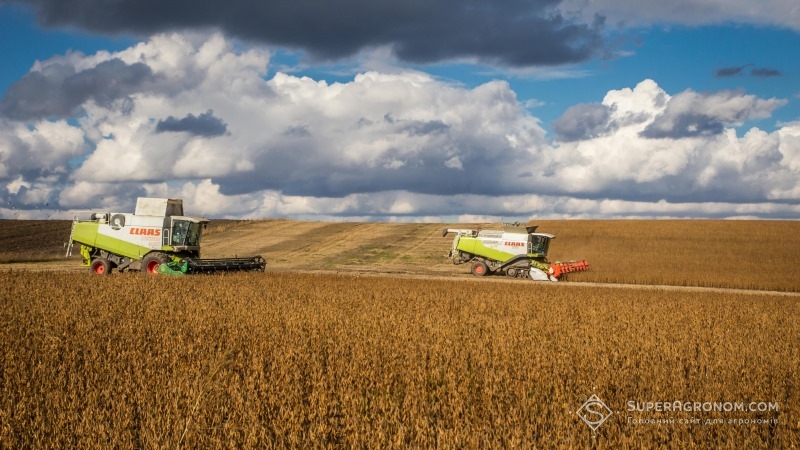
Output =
[
  {"x1": 0, "y1": 58, "x2": 153, "y2": 120},
  {"x1": 8, "y1": 0, "x2": 605, "y2": 67},
  {"x1": 156, "y1": 110, "x2": 228, "y2": 136}
]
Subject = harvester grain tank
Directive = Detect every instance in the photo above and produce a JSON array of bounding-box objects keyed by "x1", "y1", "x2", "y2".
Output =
[
  {"x1": 66, "y1": 197, "x2": 266, "y2": 275},
  {"x1": 443, "y1": 224, "x2": 588, "y2": 281}
]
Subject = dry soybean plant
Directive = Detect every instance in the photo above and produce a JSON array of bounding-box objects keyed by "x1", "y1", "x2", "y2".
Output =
[{"x1": 0, "y1": 271, "x2": 798, "y2": 449}]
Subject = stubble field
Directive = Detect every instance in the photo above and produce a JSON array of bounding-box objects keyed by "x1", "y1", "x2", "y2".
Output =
[
  {"x1": 1, "y1": 219, "x2": 799, "y2": 448},
  {"x1": 3, "y1": 219, "x2": 800, "y2": 292}
]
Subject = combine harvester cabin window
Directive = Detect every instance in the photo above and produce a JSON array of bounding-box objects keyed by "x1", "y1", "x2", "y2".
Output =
[{"x1": 171, "y1": 220, "x2": 201, "y2": 247}]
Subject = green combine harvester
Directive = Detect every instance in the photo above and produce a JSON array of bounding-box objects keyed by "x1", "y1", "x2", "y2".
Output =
[
  {"x1": 66, "y1": 197, "x2": 266, "y2": 275},
  {"x1": 443, "y1": 224, "x2": 589, "y2": 281}
]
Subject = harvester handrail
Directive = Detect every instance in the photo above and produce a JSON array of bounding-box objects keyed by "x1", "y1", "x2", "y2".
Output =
[
  {"x1": 65, "y1": 215, "x2": 79, "y2": 257},
  {"x1": 442, "y1": 228, "x2": 478, "y2": 237}
]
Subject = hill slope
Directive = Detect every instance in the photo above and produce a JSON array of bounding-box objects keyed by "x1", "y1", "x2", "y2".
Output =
[
  {"x1": 0, "y1": 220, "x2": 73, "y2": 262},
  {"x1": 2, "y1": 219, "x2": 799, "y2": 291},
  {"x1": 202, "y1": 220, "x2": 458, "y2": 275}
]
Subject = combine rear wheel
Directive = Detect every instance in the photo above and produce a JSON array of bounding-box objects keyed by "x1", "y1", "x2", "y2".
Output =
[
  {"x1": 90, "y1": 258, "x2": 111, "y2": 275},
  {"x1": 471, "y1": 261, "x2": 489, "y2": 276},
  {"x1": 142, "y1": 253, "x2": 170, "y2": 274}
]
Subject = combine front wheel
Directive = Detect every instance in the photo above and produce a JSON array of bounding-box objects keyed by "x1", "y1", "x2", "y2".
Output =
[
  {"x1": 142, "y1": 253, "x2": 169, "y2": 274},
  {"x1": 90, "y1": 258, "x2": 111, "y2": 275},
  {"x1": 471, "y1": 261, "x2": 489, "y2": 276}
]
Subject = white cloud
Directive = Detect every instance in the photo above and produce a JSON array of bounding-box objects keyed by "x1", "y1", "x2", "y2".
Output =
[
  {"x1": 0, "y1": 119, "x2": 84, "y2": 179},
  {"x1": 177, "y1": 179, "x2": 261, "y2": 217},
  {"x1": 6, "y1": 176, "x2": 30, "y2": 195},
  {"x1": 1, "y1": 33, "x2": 798, "y2": 219},
  {"x1": 545, "y1": 79, "x2": 795, "y2": 204}
]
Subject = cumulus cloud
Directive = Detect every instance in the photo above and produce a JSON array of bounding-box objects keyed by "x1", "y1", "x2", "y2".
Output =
[
  {"x1": 7, "y1": 0, "x2": 605, "y2": 68},
  {"x1": 0, "y1": 33, "x2": 798, "y2": 220},
  {"x1": 552, "y1": 103, "x2": 615, "y2": 141},
  {"x1": 0, "y1": 58, "x2": 155, "y2": 120},
  {"x1": 548, "y1": 80, "x2": 795, "y2": 203},
  {"x1": 550, "y1": 82, "x2": 786, "y2": 143},
  {"x1": 129, "y1": 184, "x2": 800, "y2": 220},
  {"x1": 641, "y1": 89, "x2": 786, "y2": 139},
  {"x1": 0, "y1": 118, "x2": 84, "y2": 183}
]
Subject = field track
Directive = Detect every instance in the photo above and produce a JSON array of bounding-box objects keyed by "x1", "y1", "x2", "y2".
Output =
[
  {"x1": 3, "y1": 262, "x2": 800, "y2": 300},
  {"x1": 277, "y1": 268, "x2": 800, "y2": 297}
]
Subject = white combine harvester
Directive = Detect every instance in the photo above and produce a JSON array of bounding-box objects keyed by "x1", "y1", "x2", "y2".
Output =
[
  {"x1": 443, "y1": 224, "x2": 588, "y2": 281},
  {"x1": 66, "y1": 197, "x2": 266, "y2": 275}
]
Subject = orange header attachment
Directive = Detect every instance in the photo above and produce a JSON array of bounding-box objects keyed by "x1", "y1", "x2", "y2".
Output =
[{"x1": 550, "y1": 260, "x2": 590, "y2": 279}]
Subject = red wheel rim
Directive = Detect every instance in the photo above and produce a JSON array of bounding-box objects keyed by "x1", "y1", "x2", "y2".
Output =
[
  {"x1": 475, "y1": 265, "x2": 484, "y2": 275},
  {"x1": 93, "y1": 264, "x2": 105, "y2": 274},
  {"x1": 147, "y1": 260, "x2": 160, "y2": 273}
]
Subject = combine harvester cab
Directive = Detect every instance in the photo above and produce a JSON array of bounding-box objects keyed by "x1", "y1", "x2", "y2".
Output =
[
  {"x1": 442, "y1": 224, "x2": 588, "y2": 281},
  {"x1": 66, "y1": 197, "x2": 266, "y2": 275}
]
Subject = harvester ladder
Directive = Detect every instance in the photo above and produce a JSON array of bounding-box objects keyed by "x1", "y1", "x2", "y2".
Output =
[{"x1": 65, "y1": 215, "x2": 78, "y2": 257}]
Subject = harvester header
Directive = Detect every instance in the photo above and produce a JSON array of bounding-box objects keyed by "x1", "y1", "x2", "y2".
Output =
[
  {"x1": 443, "y1": 224, "x2": 588, "y2": 281},
  {"x1": 66, "y1": 197, "x2": 266, "y2": 275}
]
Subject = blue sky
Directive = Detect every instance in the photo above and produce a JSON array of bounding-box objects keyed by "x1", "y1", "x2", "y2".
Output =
[{"x1": 1, "y1": 0, "x2": 799, "y2": 220}]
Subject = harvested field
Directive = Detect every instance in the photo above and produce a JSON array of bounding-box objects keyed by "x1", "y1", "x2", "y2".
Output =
[
  {"x1": 0, "y1": 220, "x2": 72, "y2": 262},
  {"x1": 2, "y1": 219, "x2": 800, "y2": 291},
  {"x1": 202, "y1": 219, "x2": 800, "y2": 291}
]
